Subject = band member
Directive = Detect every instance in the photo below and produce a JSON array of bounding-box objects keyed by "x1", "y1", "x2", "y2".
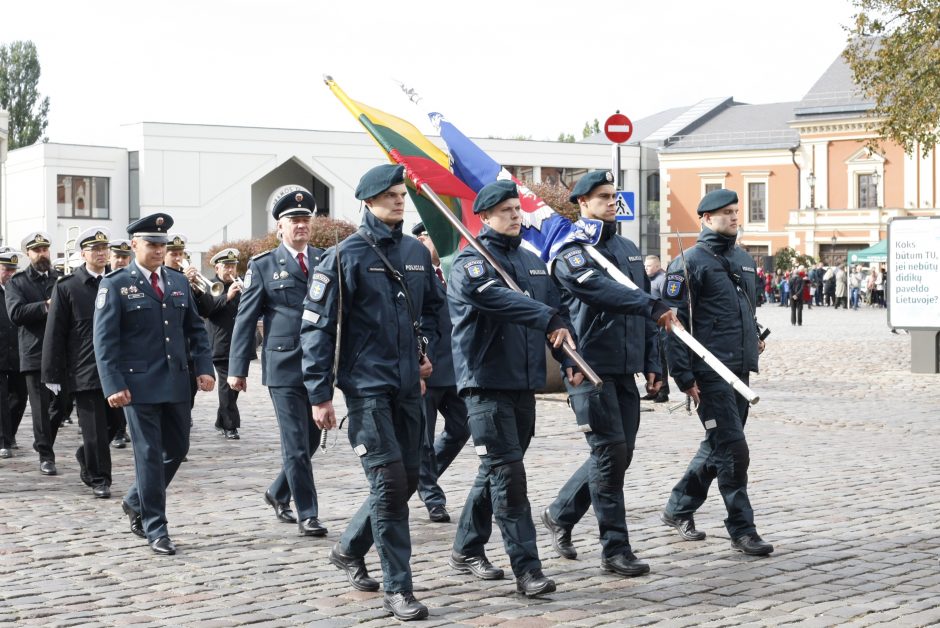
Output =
[
  {"x1": 94, "y1": 213, "x2": 214, "y2": 555},
  {"x1": 228, "y1": 186, "x2": 327, "y2": 536},
  {"x1": 42, "y1": 227, "x2": 122, "y2": 498},
  {"x1": 1, "y1": 250, "x2": 28, "y2": 459},
  {"x1": 164, "y1": 234, "x2": 198, "y2": 409},
  {"x1": 109, "y1": 239, "x2": 133, "y2": 270},
  {"x1": 302, "y1": 164, "x2": 441, "y2": 621},
  {"x1": 4, "y1": 231, "x2": 66, "y2": 475}
]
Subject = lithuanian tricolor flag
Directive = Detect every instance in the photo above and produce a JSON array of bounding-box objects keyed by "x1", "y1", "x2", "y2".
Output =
[{"x1": 325, "y1": 77, "x2": 478, "y2": 271}]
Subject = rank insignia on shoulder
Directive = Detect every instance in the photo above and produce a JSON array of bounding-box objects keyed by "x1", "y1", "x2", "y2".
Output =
[
  {"x1": 666, "y1": 273, "x2": 685, "y2": 298},
  {"x1": 464, "y1": 259, "x2": 485, "y2": 279},
  {"x1": 309, "y1": 279, "x2": 328, "y2": 302},
  {"x1": 563, "y1": 249, "x2": 586, "y2": 270}
]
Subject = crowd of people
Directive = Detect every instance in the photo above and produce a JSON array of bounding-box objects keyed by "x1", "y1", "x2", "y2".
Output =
[{"x1": 1, "y1": 172, "x2": 775, "y2": 621}]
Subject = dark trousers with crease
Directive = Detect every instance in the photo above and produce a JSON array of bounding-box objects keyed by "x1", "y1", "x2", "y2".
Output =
[
  {"x1": 548, "y1": 375, "x2": 640, "y2": 559},
  {"x1": 453, "y1": 389, "x2": 541, "y2": 578},
  {"x1": 74, "y1": 390, "x2": 121, "y2": 487},
  {"x1": 0, "y1": 371, "x2": 27, "y2": 449},
  {"x1": 24, "y1": 371, "x2": 66, "y2": 463},
  {"x1": 267, "y1": 385, "x2": 320, "y2": 520},
  {"x1": 213, "y1": 361, "x2": 240, "y2": 430},
  {"x1": 418, "y1": 385, "x2": 470, "y2": 509}
]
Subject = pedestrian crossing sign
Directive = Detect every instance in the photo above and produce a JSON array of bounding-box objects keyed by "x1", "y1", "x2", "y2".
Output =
[{"x1": 615, "y1": 191, "x2": 635, "y2": 221}]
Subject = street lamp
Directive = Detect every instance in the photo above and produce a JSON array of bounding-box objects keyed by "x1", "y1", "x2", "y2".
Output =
[
  {"x1": 872, "y1": 171, "x2": 881, "y2": 208},
  {"x1": 807, "y1": 172, "x2": 816, "y2": 209}
]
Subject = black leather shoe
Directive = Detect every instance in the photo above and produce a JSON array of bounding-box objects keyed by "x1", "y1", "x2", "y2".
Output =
[
  {"x1": 263, "y1": 490, "x2": 296, "y2": 524},
  {"x1": 601, "y1": 552, "x2": 650, "y2": 577},
  {"x1": 383, "y1": 592, "x2": 428, "y2": 621},
  {"x1": 540, "y1": 508, "x2": 576, "y2": 559},
  {"x1": 653, "y1": 392, "x2": 669, "y2": 403},
  {"x1": 75, "y1": 450, "x2": 92, "y2": 487},
  {"x1": 731, "y1": 533, "x2": 774, "y2": 556},
  {"x1": 640, "y1": 392, "x2": 657, "y2": 401},
  {"x1": 93, "y1": 484, "x2": 112, "y2": 499},
  {"x1": 298, "y1": 517, "x2": 328, "y2": 537},
  {"x1": 224, "y1": 429, "x2": 240, "y2": 440},
  {"x1": 428, "y1": 504, "x2": 450, "y2": 523},
  {"x1": 11, "y1": 439, "x2": 18, "y2": 449},
  {"x1": 110, "y1": 434, "x2": 126, "y2": 449},
  {"x1": 122, "y1": 500, "x2": 145, "y2": 538},
  {"x1": 515, "y1": 569, "x2": 556, "y2": 597},
  {"x1": 329, "y1": 543, "x2": 380, "y2": 592},
  {"x1": 661, "y1": 511, "x2": 706, "y2": 541},
  {"x1": 150, "y1": 536, "x2": 176, "y2": 555},
  {"x1": 39, "y1": 460, "x2": 57, "y2": 475},
  {"x1": 449, "y1": 551, "x2": 504, "y2": 580},
  {"x1": 0, "y1": 448, "x2": 11, "y2": 458}
]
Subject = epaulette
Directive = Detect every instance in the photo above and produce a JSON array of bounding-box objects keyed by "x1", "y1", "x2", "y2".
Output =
[
  {"x1": 105, "y1": 267, "x2": 125, "y2": 278},
  {"x1": 165, "y1": 265, "x2": 185, "y2": 274},
  {"x1": 251, "y1": 249, "x2": 273, "y2": 261}
]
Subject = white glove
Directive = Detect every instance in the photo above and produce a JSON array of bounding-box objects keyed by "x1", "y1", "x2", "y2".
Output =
[{"x1": 45, "y1": 383, "x2": 61, "y2": 396}]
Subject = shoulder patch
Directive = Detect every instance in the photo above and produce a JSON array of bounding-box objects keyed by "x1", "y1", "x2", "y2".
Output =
[
  {"x1": 95, "y1": 288, "x2": 109, "y2": 309},
  {"x1": 563, "y1": 248, "x2": 587, "y2": 270},
  {"x1": 311, "y1": 272, "x2": 330, "y2": 285},
  {"x1": 665, "y1": 273, "x2": 685, "y2": 299},
  {"x1": 463, "y1": 259, "x2": 486, "y2": 279},
  {"x1": 242, "y1": 268, "x2": 253, "y2": 289},
  {"x1": 309, "y1": 279, "x2": 328, "y2": 302}
]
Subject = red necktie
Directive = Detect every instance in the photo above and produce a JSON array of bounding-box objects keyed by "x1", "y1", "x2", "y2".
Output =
[
  {"x1": 151, "y1": 271, "x2": 164, "y2": 299},
  {"x1": 435, "y1": 266, "x2": 446, "y2": 288},
  {"x1": 297, "y1": 252, "x2": 308, "y2": 277}
]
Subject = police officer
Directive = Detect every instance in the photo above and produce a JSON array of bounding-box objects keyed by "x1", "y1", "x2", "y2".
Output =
[
  {"x1": 644, "y1": 254, "x2": 670, "y2": 402},
  {"x1": 4, "y1": 231, "x2": 65, "y2": 475},
  {"x1": 659, "y1": 188, "x2": 774, "y2": 556},
  {"x1": 93, "y1": 213, "x2": 215, "y2": 555},
  {"x1": 164, "y1": 234, "x2": 198, "y2": 409},
  {"x1": 108, "y1": 239, "x2": 134, "y2": 448},
  {"x1": 448, "y1": 180, "x2": 577, "y2": 597},
  {"x1": 42, "y1": 227, "x2": 122, "y2": 498},
  {"x1": 0, "y1": 250, "x2": 28, "y2": 459},
  {"x1": 540, "y1": 170, "x2": 678, "y2": 577},
  {"x1": 411, "y1": 221, "x2": 470, "y2": 524},
  {"x1": 228, "y1": 186, "x2": 326, "y2": 536},
  {"x1": 195, "y1": 248, "x2": 251, "y2": 440},
  {"x1": 302, "y1": 164, "x2": 441, "y2": 621}
]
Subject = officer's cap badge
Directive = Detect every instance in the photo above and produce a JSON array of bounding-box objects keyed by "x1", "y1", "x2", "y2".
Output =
[
  {"x1": 95, "y1": 231, "x2": 107, "y2": 241},
  {"x1": 295, "y1": 193, "x2": 304, "y2": 204},
  {"x1": 605, "y1": 171, "x2": 613, "y2": 183},
  {"x1": 10, "y1": 255, "x2": 17, "y2": 264},
  {"x1": 156, "y1": 217, "x2": 165, "y2": 226}
]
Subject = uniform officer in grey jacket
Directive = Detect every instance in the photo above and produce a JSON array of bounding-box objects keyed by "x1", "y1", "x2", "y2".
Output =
[
  {"x1": 228, "y1": 186, "x2": 326, "y2": 536},
  {"x1": 302, "y1": 164, "x2": 441, "y2": 622},
  {"x1": 93, "y1": 213, "x2": 214, "y2": 556}
]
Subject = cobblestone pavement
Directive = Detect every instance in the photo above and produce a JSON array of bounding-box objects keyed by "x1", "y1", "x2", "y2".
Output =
[{"x1": 1, "y1": 304, "x2": 938, "y2": 627}]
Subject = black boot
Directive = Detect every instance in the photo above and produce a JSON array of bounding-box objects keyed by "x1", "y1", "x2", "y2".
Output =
[
  {"x1": 540, "y1": 508, "x2": 576, "y2": 559},
  {"x1": 328, "y1": 543, "x2": 379, "y2": 592},
  {"x1": 383, "y1": 592, "x2": 429, "y2": 621},
  {"x1": 515, "y1": 569, "x2": 556, "y2": 597}
]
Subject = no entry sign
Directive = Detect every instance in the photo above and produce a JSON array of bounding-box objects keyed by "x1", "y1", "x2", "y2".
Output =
[{"x1": 604, "y1": 113, "x2": 633, "y2": 144}]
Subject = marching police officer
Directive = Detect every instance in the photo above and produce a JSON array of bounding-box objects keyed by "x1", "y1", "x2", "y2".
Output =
[
  {"x1": 540, "y1": 170, "x2": 678, "y2": 577},
  {"x1": 659, "y1": 188, "x2": 774, "y2": 556},
  {"x1": 228, "y1": 186, "x2": 326, "y2": 536},
  {"x1": 4, "y1": 231, "x2": 65, "y2": 474},
  {"x1": 448, "y1": 180, "x2": 577, "y2": 597},
  {"x1": 411, "y1": 221, "x2": 470, "y2": 524},
  {"x1": 93, "y1": 213, "x2": 215, "y2": 555},
  {"x1": 1, "y1": 250, "x2": 28, "y2": 458},
  {"x1": 302, "y1": 164, "x2": 441, "y2": 621},
  {"x1": 42, "y1": 227, "x2": 122, "y2": 498},
  {"x1": 195, "y1": 248, "x2": 251, "y2": 440}
]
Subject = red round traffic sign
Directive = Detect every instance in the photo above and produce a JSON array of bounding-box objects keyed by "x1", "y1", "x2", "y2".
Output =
[{"x1": 604, "y1": 113, "x2": 633, "y2": 144}]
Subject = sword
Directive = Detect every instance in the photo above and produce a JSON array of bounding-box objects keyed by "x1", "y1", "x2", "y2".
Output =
[{"x1": 321, "y1": 229, "x2": 343, "y2": 452}]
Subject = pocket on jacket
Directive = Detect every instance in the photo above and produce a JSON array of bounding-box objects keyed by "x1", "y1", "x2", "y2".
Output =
[{"x1": 266, "y1": 335, "x2": 295, "y2": 352}]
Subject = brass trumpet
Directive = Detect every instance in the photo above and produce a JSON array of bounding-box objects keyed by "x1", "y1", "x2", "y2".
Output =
[{"x1": 182, "y1": 259, "x2": 225, "y2": 297}]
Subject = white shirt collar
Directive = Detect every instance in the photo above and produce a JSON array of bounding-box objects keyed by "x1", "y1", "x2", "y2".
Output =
[{"x1": 282, "y1": 242, "x2": 306, "y2": 259}]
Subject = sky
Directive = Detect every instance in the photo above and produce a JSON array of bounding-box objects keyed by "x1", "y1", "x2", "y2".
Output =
[{"x1": 1, "y1": 0, "x2": 859, "y2": 147}]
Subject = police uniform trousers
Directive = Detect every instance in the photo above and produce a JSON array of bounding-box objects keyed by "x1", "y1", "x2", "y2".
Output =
[
  {"x1": 186, "y1": 360, "x2": 198, "y2": 410},
  {"x1": 0, "y1": 371, "x2": 27, "y2": 449},
  {"x1": 547, "y1": 376, "x2": 641, "y2": 559},
  {"x1": 212, "y1": 360, "x2": 240, "y2": 431},
  {"x1": 664, "y1": 371, "x2": 756, "y2": 538},
  {"x1": 417, "y1": 385, "x2": 470, "y2": 509},
  {"x1": 453, "y1": 389, "x2": 542, "y2": 578},
  {"x1": 123, "y1": 401, "x2": 191, "y2": 541},
  {"x1": 73, "y1": 390, "x2": 121, "y2": 487},
  {"x1": 267, "y1": 386, "x2": 320, "y2": 520},
  {"x1": 340, "y1": 390, "x2": 423, "y2": 593},
  {"x1": 24, "y1": 371, "x2": 67, "y2": 463}
]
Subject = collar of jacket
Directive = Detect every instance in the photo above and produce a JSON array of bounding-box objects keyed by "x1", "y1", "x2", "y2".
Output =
[
  {"x1": 361, "y1": 209, "x2": 403, "y2": 245},
  {"x1": 598, "y1": 221, "x2": 618, "y2": 243},
  {"x1": 27, "y1": 264, "x2": 53, "y2": 281},
  {"x1": 478, "y1": 225, "x2": 522, "y2": 251},
  {"x1": 698, "y1": 226, "x2": 737, "y2": 254}
]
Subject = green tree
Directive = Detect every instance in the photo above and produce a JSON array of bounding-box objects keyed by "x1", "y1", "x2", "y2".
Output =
[
  {"x1": 0, "y1": 40, "x2": 50, "y2": 149},
  {"x1": 843, "y1": 1, "x2": 940, "y2": 157},
  {"x1": 581, "y1": 118, "x2": 600, "y2": 138},
  {"x1": 774, "y1": 246, "x2": 816, "y2": 272},
  {"x1": 557, "y1": 132, "x2": 576, "y2": 143}
]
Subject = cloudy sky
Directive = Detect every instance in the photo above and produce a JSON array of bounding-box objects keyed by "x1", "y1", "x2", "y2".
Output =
[{"x1": 1, "y1": 0, "x2": 858, "y2": 146}]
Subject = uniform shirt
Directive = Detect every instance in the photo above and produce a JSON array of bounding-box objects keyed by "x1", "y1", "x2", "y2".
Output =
[
  {"x1": 0, "y1": 284, "x2": 21, "y2": 373},
  {"x1": 228, "y1": 242, "x2": 322, "y2": 387},
  {"x1": 42, "y1": 265, "x2": 105, "y2": 391},
  {"x1": 93, "y1": 263, "x2": 213, "y2": 404},
  {"x1": 301, "y1": 210, "x2": 442, "y2": 404},
  {"x1": 662, "y1": 226, "x2": 761, "y2": 391},
  {"x1": 4, "y1": 264, "x2": 60, "y2": 371},
  {"x1": 448, "y1": 225, "x2": 573, "y2": 392},
  {"x1": 552, "y1": 223, "x2": 666, "y2": 377}
]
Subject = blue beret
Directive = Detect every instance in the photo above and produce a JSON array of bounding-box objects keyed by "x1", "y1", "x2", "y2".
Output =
[
  {"x1": 411, "y1": 222, "x2": 426, "y2": 237},
  {"x1": 128, "y1": 213, "x2": 173, "y2": 243},
  {"x1": 356, "y1": 164, "x2": 405, "y2": 201},
  {"x1": 473, "y1": 180, "x2": 518, "y2": 214},
  {"x1": 697, "y1": 189, "x2": 738, "y2": 215},
  {"x1": 569, "y1": 170, "x2": 615, "y2": 203},
  {"x1": 270, "y1": 185, "x2": 316, "y2": 219}
]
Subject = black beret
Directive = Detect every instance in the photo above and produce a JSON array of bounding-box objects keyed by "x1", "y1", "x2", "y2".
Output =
[
  {"x1": 697, "y1": 189, "x2": 738, "y2": 215},
  {"x1": 270, "y1": 185, "x2": 316, "y2": 220},
  {"x1": 355, "y1": 164, "x2": 405, "y2": 201},
  {"x1": 127, "y1": 213, "x2": 174, "y2": 243},
  {"x1": 411, "y1": 222, "x2": 426, "y2": 237},
  {"x1": 569, "y1": 170, "x2": 615, "y2": 203},
  {"x1": 473, "y1": 180, "x2": 518, "y2": 214}
]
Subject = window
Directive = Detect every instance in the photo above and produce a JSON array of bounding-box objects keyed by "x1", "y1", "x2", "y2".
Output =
[
  {"x1": 57, "y1": 175, "x2": 110, "y2": 219},
  {"x1": 748, "y1": 182, "x2": 766, "y2": 222},
  {"x1": 704, "y1": 183, "x2": 722, "y2": 193},
  {"x1": 857, "y1": 174, "x2": 877, "y2": 208}
]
